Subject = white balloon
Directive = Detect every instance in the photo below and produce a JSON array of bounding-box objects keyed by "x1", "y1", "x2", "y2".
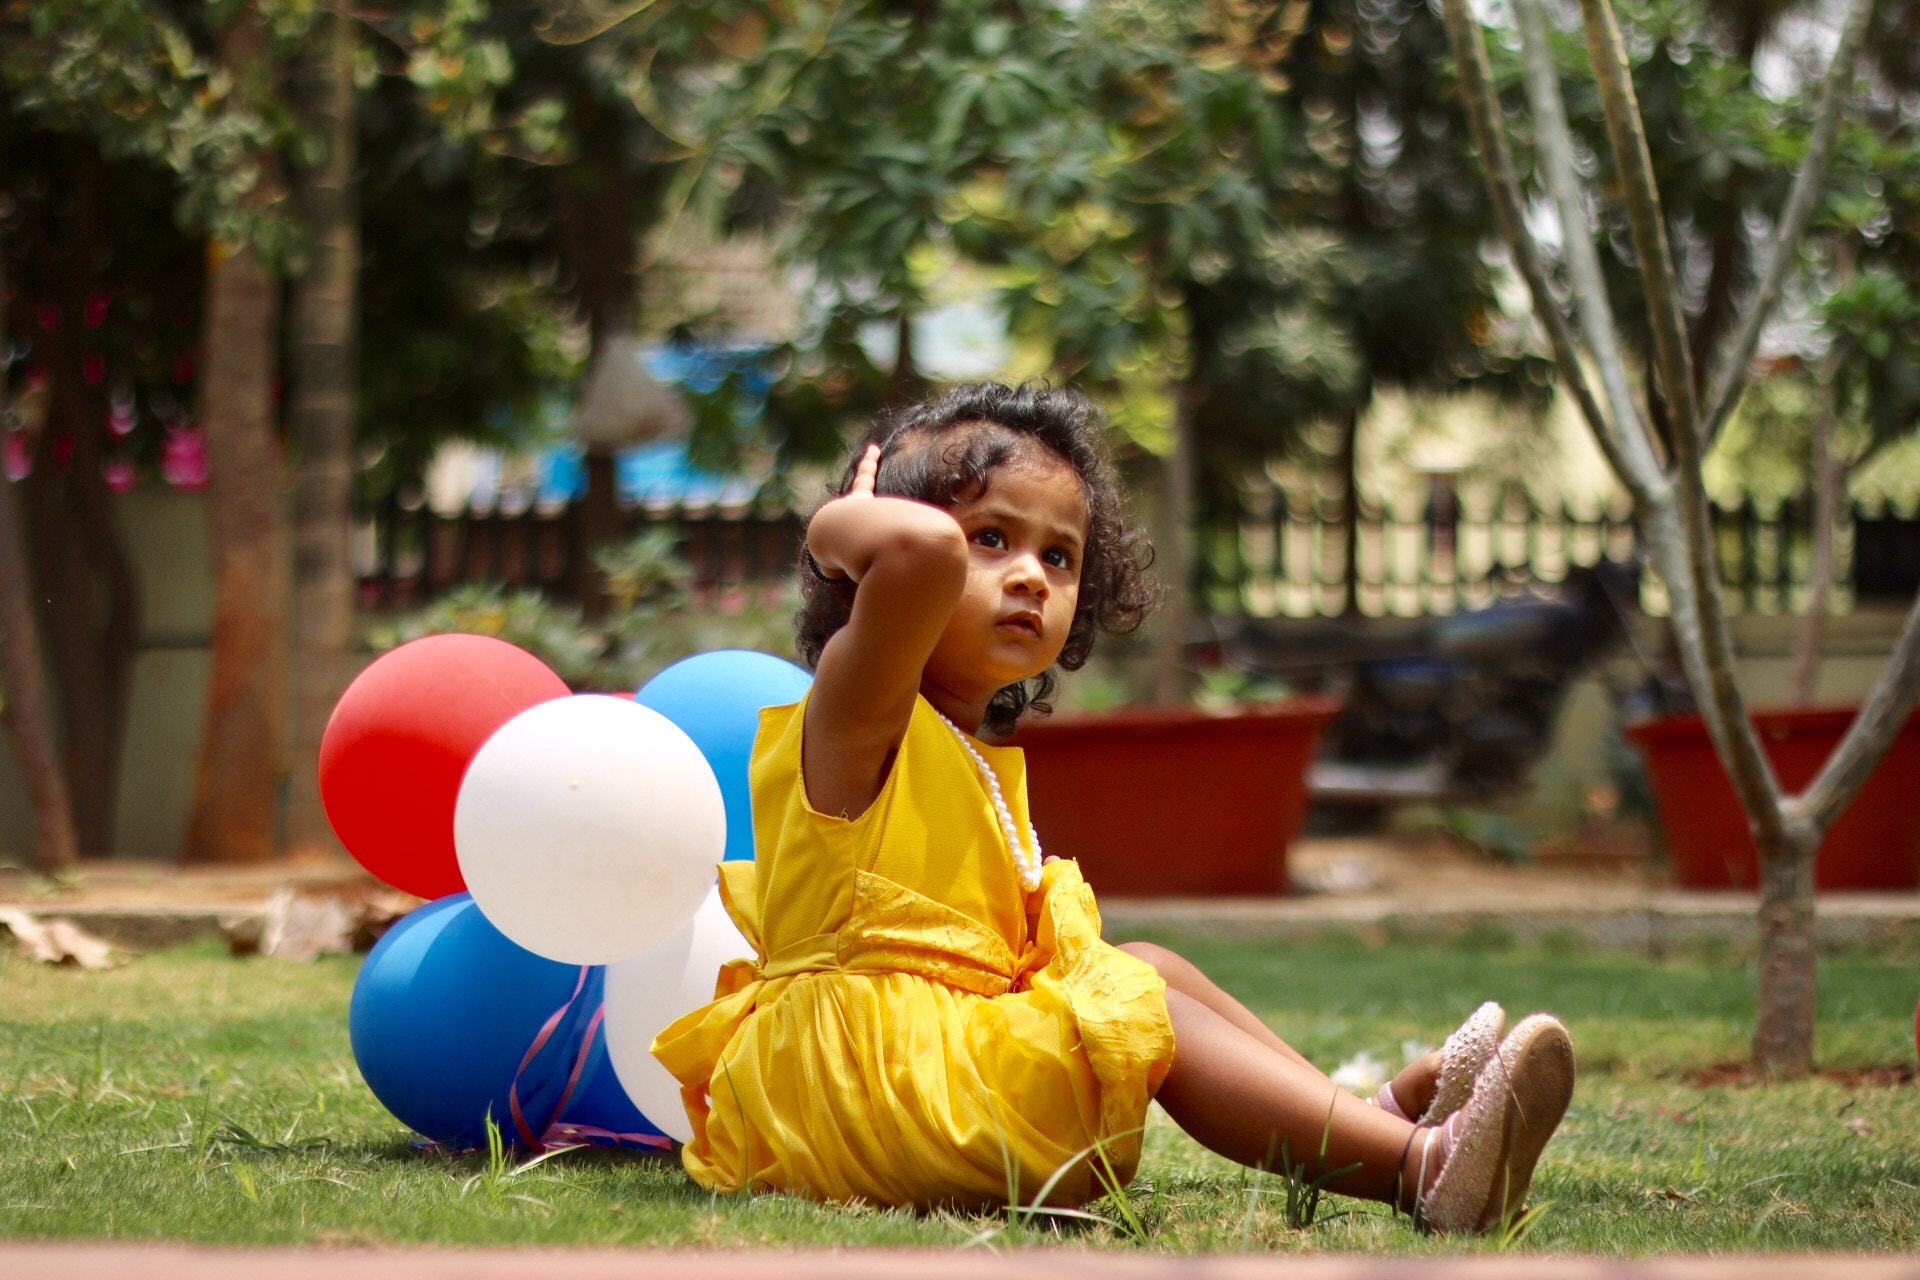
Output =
[
  {"x1": 603, "y1": 885, "x2": 752, "y2": 1143},
  {"x1": 454, "y1": 695, "x2": 724, "y2": 964}
]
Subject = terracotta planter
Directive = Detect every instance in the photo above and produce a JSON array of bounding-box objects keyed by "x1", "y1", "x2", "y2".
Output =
[
  {"x1": 1011, "y1": 700, "x2": 1341, "y2": 897},
  {"x1": 1625, "y1": 707, "x2": 1920, "y2": 891}
]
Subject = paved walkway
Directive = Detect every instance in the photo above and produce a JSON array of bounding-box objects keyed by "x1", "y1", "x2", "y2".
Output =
[
  {"x1": 1104, "y1": 836, "x2": 1920, "y2": 952},
  {"x1": 6, "y1": 1245, "x2": 1919, "y2": 1280},
  {"x1": 5, "y1": 837, "x2": 1919, "y2": 954}
]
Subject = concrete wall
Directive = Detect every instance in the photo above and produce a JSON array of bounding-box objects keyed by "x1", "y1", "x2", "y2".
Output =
[{"x1": 0, "y1": 489, "x2": 213, "y2": 862}]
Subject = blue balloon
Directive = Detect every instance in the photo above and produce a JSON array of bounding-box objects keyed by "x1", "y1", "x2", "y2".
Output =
[
  {"x1": 349, "y1": 894, "x2": 667, "y2": 1149},
  {"x1": 635, "y1": 650, "x2": 812, "y2": 863}
]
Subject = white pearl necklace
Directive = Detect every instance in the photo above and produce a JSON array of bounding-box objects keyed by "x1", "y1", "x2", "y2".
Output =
[{"x1": 933, "y1": 710, "x2": 1044, "y2": 891}]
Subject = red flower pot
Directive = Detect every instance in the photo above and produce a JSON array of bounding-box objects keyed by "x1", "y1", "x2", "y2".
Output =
[
  {"x1": 1011, "y1": 700, "x2": 1341, "y2": 897},
  {"x1": 1625, "y1": 707, "x2": 1920, "y2": 891}
]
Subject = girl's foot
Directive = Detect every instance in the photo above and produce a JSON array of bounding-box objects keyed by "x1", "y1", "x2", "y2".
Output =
[
  {"x1": 1373, "y1": 1001, "x2": 1505, "y2": 1123},
  {"x1": 1410, "y1": 1013, "x2": 1576, "y2": 1234}
]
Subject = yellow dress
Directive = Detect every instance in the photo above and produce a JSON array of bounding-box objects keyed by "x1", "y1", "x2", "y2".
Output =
[{"x1": 650, "y1": 693, "x2": 1175, "y2": 1208}]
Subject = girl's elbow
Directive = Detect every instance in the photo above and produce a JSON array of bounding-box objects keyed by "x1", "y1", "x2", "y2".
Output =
[{"x1": 885, "y1": 515, "x2": 967, "y2": 578}]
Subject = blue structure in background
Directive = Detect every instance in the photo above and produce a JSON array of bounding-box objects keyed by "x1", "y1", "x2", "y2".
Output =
[{"x1": 536, "y1": 343, "x2": 773, "y2": 508}]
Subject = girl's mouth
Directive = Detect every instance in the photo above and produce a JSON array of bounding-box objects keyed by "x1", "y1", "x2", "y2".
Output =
[{"x1": 996, "y1": 612, "x2": 1042, "y2": 639}]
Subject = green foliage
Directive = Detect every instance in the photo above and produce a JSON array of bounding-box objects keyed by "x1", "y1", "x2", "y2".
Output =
[
  {"x1": 670, "y1": 0, "x2": 1527, "y2": 510},
  {"x1": 0, "y1": 0, "x2": 323, "y2": 259},
  {"x1": 596, "y1": 527, "x2": 691, "y2": 614},
  {"x1": 694, "y1": 0, "x2": 1076, "y2": 325},
  {"x1": 368, "y1": 583, "x2": 605, "y2": 684},
  {"x1": 366, "y1": 529, "x2": 798, "y2": 690}
]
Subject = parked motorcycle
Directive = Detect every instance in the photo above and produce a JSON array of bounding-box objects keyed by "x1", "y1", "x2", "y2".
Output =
[{"x1": 1211, "y1": 560, "x2": 1642, "y2": 814}]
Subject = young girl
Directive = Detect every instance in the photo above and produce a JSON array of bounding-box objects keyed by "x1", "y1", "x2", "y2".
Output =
[{"x1": 653, "y1": 382, "x2": 1574, "y2": 1232}]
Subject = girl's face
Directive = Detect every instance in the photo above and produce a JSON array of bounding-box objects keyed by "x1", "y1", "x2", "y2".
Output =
[{"x1": 921, "y1": 447, "x2": 1089, "y2": 712}]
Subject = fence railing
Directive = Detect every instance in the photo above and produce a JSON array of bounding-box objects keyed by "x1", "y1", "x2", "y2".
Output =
[
  {"x1": 355, "y1": 492, "x2": 805, "y2": 610},
  {"x1": 1200, "y1": 485, "x2": 1920, "y2": 618},
  {"x1": 356, "y1": 485, "x2": 1920, "y2": 618}
]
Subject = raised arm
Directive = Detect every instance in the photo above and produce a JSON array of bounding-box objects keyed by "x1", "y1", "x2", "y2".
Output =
[{"x1": 802, "y1": 444, "x2": 968, "y2": 820}]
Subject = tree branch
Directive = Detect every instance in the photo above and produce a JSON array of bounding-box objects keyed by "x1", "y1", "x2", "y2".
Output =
[
  {"x1": 1579, "y1": 0, "x2": 1785, "y2": 845},
  {"x1": 1788, "y1": 584, "x2": 1920, "y2": 835},
  {"x1": 1638, "y1": 502, "x2": 1785, "y2": 840},
  {"x1": 1512, "y1": 0, "x2": 1667, "y2": 507},
  {"x1": 1699, "y1": 0, "x2": 1876, "y2": 447},
  {"x1": 1438, "y1": 0, "x2": 1632, "y2": 491},
  {"x1": 1578, "y1": 0, "x2": 1698, "y2": 443}
]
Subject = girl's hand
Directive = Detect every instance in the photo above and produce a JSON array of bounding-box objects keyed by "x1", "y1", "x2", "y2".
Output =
[
  {"x1": 809, "y1": 445, "x2": 881, "y2": 581},
  {"x1": 846, "y1": 443, "x2": 880, "y2": 500}
]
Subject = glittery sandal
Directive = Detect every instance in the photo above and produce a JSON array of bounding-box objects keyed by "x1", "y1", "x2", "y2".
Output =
[
  {"x1": 1414, "y1": 1013, "x2": 1575, "y2": 1234},
  {"x1": 1372, "y1": 1000, "x2": 1505, "y2": 1123}
]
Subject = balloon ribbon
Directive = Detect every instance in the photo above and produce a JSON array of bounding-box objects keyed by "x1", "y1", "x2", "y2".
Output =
[{"x1": 507, "y1": 965, "x2": 672, "y2": 1154}]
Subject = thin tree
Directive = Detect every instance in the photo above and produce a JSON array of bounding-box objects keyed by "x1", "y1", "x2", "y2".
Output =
[
  {"x1": 1441, "y1": 0, "x2": 1901, "y2": 1074},
  {"x1": 284, "y1": 4, "x2": 361, "y2": 856},
  {"x1": 186, "y1": 0, "x2": 292, "y2": 863},
  {"x1": 17, "y1": 146, "x2": 138, "y2": 858},
  {"x1": 0, "y1": 238, "x2": 78, "y2": 875}
]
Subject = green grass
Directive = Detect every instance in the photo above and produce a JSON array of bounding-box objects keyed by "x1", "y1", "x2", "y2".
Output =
[{"x1": 2, "y1": 932, "x2": 1917, "y2": 1253}]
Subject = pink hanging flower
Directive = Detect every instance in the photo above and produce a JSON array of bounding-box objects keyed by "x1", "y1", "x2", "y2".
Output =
[
  {"x1": 51, "y1": 431, "x2": 75, "y2": 467},
  {"x1": 84, "y1": 291, "x2": 110, "y2": 329},
  {"x1": 108, "y1": 392, "x2": 136, "y2": 437},
  {"x1": 36, "y1": 302, "x2": 60, "y2": 333},
  {"x1": 160, "y1": 423, "x2": 209, "y2": 491},
  {"x1": 3, "y1": 432, "x2": 31, "y2": 482},
  {"x1": 102, "y1": 454, "x2": 136, "y2": 494},
  {"x1": 82, "y1": 353, "x2": 106, "y2": 385}
]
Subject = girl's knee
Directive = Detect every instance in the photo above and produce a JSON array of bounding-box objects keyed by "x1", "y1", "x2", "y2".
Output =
[{"x1": 1118, "y1": 940, "x2": 1179, "y2": 974}]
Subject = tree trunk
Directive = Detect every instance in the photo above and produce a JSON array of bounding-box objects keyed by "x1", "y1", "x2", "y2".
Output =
[
  {"x1": 1789, "y1": 355, "x2": 1845, "y2": 708},
  {"x1": 552, "y1": 133, "x2": 638, "y2": 623},
  {"x1": 186, "y1": 5, "x2": 290, "y2": 863},
  {"x1": 1151, "y1": 379, "x2": 1197, "y2": 705},
  {"x1": 0, "y1": 472, "x2": 76, "y2": 874},
  {"x1": 1336, "y1": 409, "x2": 1361, "y2": 617},
  {"x1": 284, "y1": 8, "x2": 362, "y2": 856},
  {"x1": 886, "y1": 307, "x2": 924, "y2": 405},
  {"x1": 1753, "y1": 824, "x2": 1821, "y2": 1075},
  {"x1": 0, "y1": 243, "x2": 79, "y2": 875},
  {"x1": 23, "y1": 145, "x2": 137, "y2": 856},
  {"x1": 576, "y1": 450, "x2": 620, "y2": 620}
]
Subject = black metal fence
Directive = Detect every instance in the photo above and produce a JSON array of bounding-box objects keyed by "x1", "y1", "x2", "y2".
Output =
[
  {"x1": 355, "y1": 492, "x2": 806, "y2": 610},
  {"x1": 1199, "y1": 486, "x2": 1920, "y2": 618},
  {"x1": 357, "y1": 485, "x2": 1920, "y2": 617}
]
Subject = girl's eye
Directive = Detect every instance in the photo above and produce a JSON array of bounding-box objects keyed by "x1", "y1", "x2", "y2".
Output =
[
  {"x1": 1044, "y1": 548, "x2": 1072, "y2": 569},
  {"x1": 974, "y1": 528, "x2": 1006, "y2": 549}
]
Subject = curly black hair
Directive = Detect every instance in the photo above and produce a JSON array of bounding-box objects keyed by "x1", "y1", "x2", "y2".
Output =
[{"x1": 795, "y1": 381, "x2": 1158, "y2": 737}]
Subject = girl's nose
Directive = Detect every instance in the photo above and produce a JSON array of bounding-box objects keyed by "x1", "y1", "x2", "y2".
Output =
[{"x1": 1009, "y1": 554, "x2": 1049, "y2": 598}]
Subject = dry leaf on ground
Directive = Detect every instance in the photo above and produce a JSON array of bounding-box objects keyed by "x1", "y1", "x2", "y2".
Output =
[
  {"x1": 221, "y1": 890, "x2": 358, "y2": 961},
  {"x1": 0, "y1": 907, "x2": 120, "y2": 968}
]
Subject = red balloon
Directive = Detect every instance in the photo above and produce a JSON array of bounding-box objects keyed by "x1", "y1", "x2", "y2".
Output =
[{"x1": 320, "y1": 634, "x2": 569, "y2": 898}]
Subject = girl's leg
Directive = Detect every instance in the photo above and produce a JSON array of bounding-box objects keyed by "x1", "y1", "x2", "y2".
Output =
[
  {"x1": 1118, "y1": 941, "x2": 1315, "y2": 1067},
  {"x1": 1120, "y1": 940, "x2": 1442, "y2": 1108},
  {"x1": 1154, "y1": 988, "x2": 1432, "y2": 1208}
]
